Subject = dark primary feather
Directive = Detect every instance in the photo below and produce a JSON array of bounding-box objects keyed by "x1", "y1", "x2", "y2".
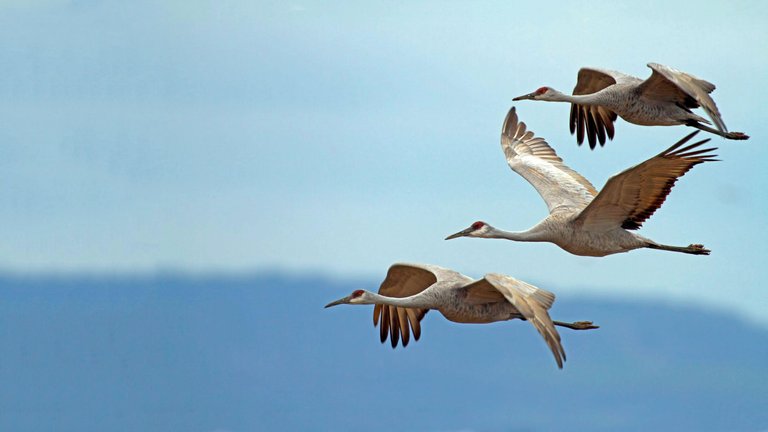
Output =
[
  {"x1": 620, "y1": 134, "x2": 719, "y2": 229},
  {"x1": 569, "y1": 68, "x2": 620, "y2": 149},
  {"x1": 570, "y1": 104, "x2": 618, "y2": 149},
  {"x1": 575, "y1": 131, "x2": 718, "y2": 231},
  {"x1": 374, "y1": 304, "x2": 428, "y2": 348},
  {"x1": 373, "y1": 265, "x2": 434, "y2": 348}
]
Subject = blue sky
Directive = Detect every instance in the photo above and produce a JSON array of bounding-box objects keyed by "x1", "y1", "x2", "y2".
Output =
[{"x1": 1, "y1": 1, "x2": 766, "y2": 324}]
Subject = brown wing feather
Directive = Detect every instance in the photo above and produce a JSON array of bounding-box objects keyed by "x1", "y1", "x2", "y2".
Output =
[
  {"x1": 638, "y1": 70, "x2": 698, "y2": 108},
  {"x1": 406, "y1": 308, "x2": 428, "y2": 341},
  {"x1": 570, "y1": 68, "x2": 620, "y2": 149},
  {"x1": 378, "y1": 264, "x2": 437, "y2": 297},
  {"x1": 388, "y1": 307, "x2": 399, "y2": 348},
  {"x1": 379, "y1": 303, "x2": 389, "y2": 344},
  {"x1": 462, "y1": 281, "x2": 507, "y2": 305},
  {"x1": 570, "y1": 101, "x2": 618, "y2": 149},
  {"x1": 373, "y1": 264, "x2": 436, "y2": 348},
  {"x1": 526, "y1": 303, "x2": 566, "y2": 369},
  {"x1": 373, "y1": 304, "x2": 381, "y2": 326},
  {"x1": 576, "y1": 131, "x2": 718, "y2": 231},
  {"x1": 640, "y1": 63, "x2": 725, "y2": 132},
  {"x1": 397, "y1": 307, "x2": 410, "y2": 347},
  {"x1": 465, "y1": 275, "x2": 565, "y2": 368},
  {"x1": 570, "y1": 103, "x2": 584, "y2": 144}
]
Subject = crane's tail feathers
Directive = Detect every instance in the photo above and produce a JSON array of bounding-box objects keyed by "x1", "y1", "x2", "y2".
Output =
[
  {"x1": 553, "y1": 320, "x2": 599, "y2": 330},
  {"x1": 646, "y1": 243, "x2": 711, "y2": 255}
]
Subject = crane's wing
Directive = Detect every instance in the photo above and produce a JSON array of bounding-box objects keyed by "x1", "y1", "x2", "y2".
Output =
[
  {"x1": 638, "y1": 63, "x2": 726, "y2": 132},
  {"x1": 373, "y1": 263, "x2": 458, "y2": 348},
  {"x1": 569, "y1": 67, "x2": 634, "y2": 149},
  {"x1": 502, "y1": 107, "x2": 597, "y2": 214},
  {"x1": 574, "y1": 131, "x2": 718, "y2": 232},
  {"x1": 463, "y1": 273, "x2": 564, "y2": 369}
]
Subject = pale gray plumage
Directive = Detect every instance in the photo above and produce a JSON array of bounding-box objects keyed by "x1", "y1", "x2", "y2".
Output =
[
  {"x1": 325, "y1": 262, "x2": 598, "y2": 369},
  {"x1": 513, "y1": 63, "x2": 749, "y2": 148},
  {"x1": 446, "y1": 107, "x2": 717, "y2": 257}
]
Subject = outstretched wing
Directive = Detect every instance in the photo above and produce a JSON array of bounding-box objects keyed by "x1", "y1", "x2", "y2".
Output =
[
  {"x1": 464, "y1": 273, "x2": 564, "y2": 369},
  {"x1": 575, "y1": 131, "x2": 718, "y2": 231},
  {"x1": 373, "y1": 263, "x2": 457, "y2": 349},
  {"x1": 501, "y1": 107, "x2": 597, "y2": 214},
  {"x1": 639, "y1": 63, "x2": 726, "y2": 132},
  {"x1": 569, "y1": 67, "x2": 635, "y2": 149}
]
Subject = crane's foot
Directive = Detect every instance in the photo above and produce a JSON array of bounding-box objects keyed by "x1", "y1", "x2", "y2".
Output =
[
  {"x1": 725, "y1": 131, "x2": 749, "y2": 140},
  {"x1": 687, "y1": 244, "x2": 711, "y2": 255},
  {"x1": 553, "y1": 320, "x2": 599, "y2": 330},
  {"x1": 570, "y1": 321, "x2": 599, "y2": 330}
]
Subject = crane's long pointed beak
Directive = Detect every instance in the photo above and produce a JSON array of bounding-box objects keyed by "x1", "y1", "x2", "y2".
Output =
[
  {"x1": 324, "y1": 295, "x2": 352, "y2": 308},
  {"x1": 445, "y1": 227, "x2": 473, "y2": 240},
  {"x1": 512, "y1": 92, "x2": 536, "y2": 101}
]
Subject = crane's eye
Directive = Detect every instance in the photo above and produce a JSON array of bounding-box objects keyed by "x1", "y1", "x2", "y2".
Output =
[
  {"x1": 352, "y1": 290, "x2": 364, "y2": 298},
  {"x1": 535, "y1": 86, "x2": 549, "y2": 95},
  {"x1": 471, "y1": 221, "x2": 485, "y2": 230}
]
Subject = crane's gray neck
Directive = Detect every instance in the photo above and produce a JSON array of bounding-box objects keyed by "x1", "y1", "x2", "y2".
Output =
[
  {"x1": 363, "y1": 291, "x2": 434, "y2": 309},
  {"x1": 546, "y1": 89, "x2": 601, "y2": 106},
  {"x1": 487, "y1": 227, "x2": 547, "y2": 242}
]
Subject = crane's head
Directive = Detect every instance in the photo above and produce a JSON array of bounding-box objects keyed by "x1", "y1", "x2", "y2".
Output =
[
  {"x1": 513, "y1": 86, "x2": 556, "y2": 101},
  {"x1": 324, "y1": 289, "x2": 373, "y2": 308},
  {"x1": 445, "y1": 221, "x2": 492, "y2": 240}
]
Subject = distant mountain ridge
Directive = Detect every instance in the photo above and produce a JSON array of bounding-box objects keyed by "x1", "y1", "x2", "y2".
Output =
[{"x1": 0, "y1": 273, "x2": 765, "y2": 432}]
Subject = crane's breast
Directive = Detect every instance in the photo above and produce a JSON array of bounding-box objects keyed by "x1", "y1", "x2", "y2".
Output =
[{"x1": 439, "y1": 301, "x2": 517, "y2": 324}]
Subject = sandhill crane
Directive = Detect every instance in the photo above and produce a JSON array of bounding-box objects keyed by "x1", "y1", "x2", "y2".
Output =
[
  {"x1": 513, "y1": 63, "x2": 749, "y2": 149},
  {"x1": 325, "y1": 262, "x2": 598, "y2": 369},
  {"x1": 445, "y1": 107, "x2": 717, "y2": 257}
]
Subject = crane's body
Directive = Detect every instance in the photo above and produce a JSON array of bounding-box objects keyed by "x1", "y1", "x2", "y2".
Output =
[
  {"x1": 489, "y1": 214, "x2": 653, "y2": 257},
  {"x1": 513, "y1": 63, "x2": 749, "y2": 148},
  {"x1": 446, "y1": 107, "x2": 716, "y2": 257},
  {"x1": 411, "y1": 288, "x2": 525, "y2": 324},
  {"x1": 352, "y1": 277, "x2": 527, "y2": 324},
  {"x1": 575, "y1": 82, "x2": 705, "y2": 126},
  {"x1": 325, "y1": 263, "x2": 598, "y2": 369},
  {"x1": 425, "y1": 280, "x2": 526, "y2": 324}
]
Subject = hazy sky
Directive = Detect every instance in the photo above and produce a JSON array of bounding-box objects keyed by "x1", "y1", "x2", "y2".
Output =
[{"x1": 1, "y1": 1, "x2": 766, "y2": 324}]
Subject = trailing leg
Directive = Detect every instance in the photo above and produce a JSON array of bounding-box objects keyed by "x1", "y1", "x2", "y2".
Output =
[
  {"x1": 686, "y1": 120, "x2": 749, "y2": 140},
  {"x1": 553, "y1": 320, "x2": 599, "y2": 330},
  {"x1": 646, "y1": 242, "x2": 710, "y2": 255}
]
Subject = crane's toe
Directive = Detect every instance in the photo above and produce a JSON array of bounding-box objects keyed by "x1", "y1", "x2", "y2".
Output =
[
  {"x1": 726, "y1": 131, "x2": 749, "y2": 140},
  {"x1": 687, "y1": 244, "x2": 711, "y2": 255},
  {"x1": 573, "y1": 321, "x2": 599, "y2": 330}
]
